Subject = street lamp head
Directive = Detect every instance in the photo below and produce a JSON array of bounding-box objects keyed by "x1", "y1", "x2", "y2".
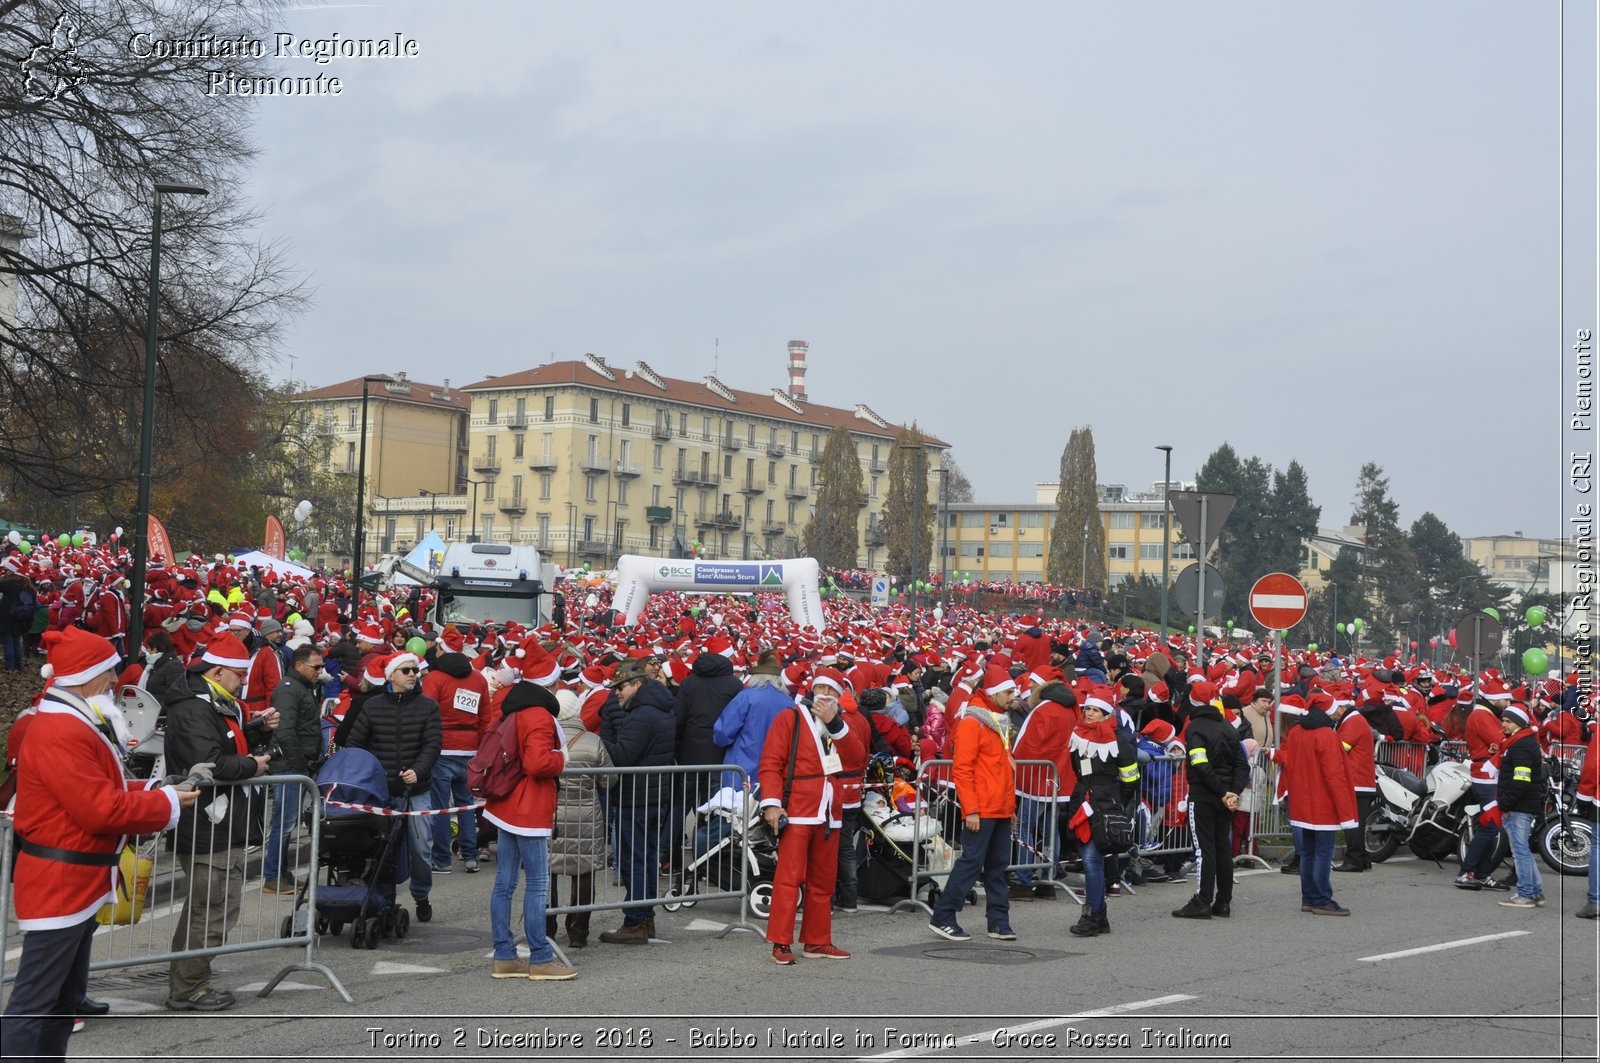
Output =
[
  {"x1": 1156, "y1": 444, "x2": 1173, "y2": 455},
  {"x1": 154, "y1": 181, "x2": 208, "y2": 196}
]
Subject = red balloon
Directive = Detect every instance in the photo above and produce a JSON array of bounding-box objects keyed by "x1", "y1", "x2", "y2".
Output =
[
  {"x1": 1410, "y1": 640, "x2": 1418, "y2": 649},
  {"x1": 1448, "y1": 629, "x2": 1457, "y2": 649},
  {"x1": 1429, "y1": 637, "x2": 1438, "y2": 648}
]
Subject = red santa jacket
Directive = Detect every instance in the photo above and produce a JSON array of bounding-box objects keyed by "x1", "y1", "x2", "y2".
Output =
[
  {"x1": 1393, "y1": 705, "x2": 1435, "y2": 745},
  {"x1": 757, "y1": 705, "x2": 864, "y2": 827},
  {"x1": 1576, "y1": 728, "x2": 1600, "y2": 814},
  {"x1": 1465, "y1": 706, "x2": 1504, "y2": 784},
  {"x1": 580, "y1": 685, "x2": 609, "y2": 736},
  {"x1": 422, "y1": 661, "x2": 491, "y2": 755},
  {"x1": 1273, "y1": 718, "x2": 1358, "y2": 830},
  {"x1": 1012, "y1": 701, "x2": 1078, "y2": 801},
  {"x1": 1336, "y1": 710, "x2": 1376, "y2": 792},
  {"x1": 242, "y1": 643, "x2": 283, "y2": 715},
  {"x1": 87, "y1": 587, "x2": 128, "y2": 640},
  {"x1": 482, "y1": 706, "x2": 566, "y2": 836},
  {"x1": 1011, "y1": 629, "x2": 1051, "y2": 674},
  {"x1": 834, "y1": 705, "x2": 870, "y2": 810},
  {"x1": 11, "y1": 690, "x2": 180, "y2": 930}
]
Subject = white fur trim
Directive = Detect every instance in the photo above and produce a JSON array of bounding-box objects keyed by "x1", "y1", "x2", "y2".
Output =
[{"x1": 51, "y1": 651, "x2": 121, "y2": 688}]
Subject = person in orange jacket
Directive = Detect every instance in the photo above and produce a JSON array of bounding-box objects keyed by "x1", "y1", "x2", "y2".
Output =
[{"x1": 928, "y1": 665, "x2": 1018, "y2": 943}]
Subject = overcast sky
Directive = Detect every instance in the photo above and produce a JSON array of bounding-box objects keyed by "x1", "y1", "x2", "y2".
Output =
[{"x1": 236, "y1": 0, "x2": 1582, "y2": 539}]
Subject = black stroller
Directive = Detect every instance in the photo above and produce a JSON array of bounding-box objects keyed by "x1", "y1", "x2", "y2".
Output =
[
  {"x1": 662, "y1": 783, "x2": 779, "y2": 919},
  {"x1": 297, "y1": 747, "x2": 412, "y2": 949}
]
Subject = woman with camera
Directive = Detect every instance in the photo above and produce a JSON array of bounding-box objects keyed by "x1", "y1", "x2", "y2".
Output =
[{"x1": 1066, "y1": 688, "x2": 1140, "y2": 938}]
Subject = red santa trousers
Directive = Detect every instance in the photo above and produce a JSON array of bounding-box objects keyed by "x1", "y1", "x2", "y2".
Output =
[{"x1": 766, "y1": 822, "x2": 840, "y2": 947}]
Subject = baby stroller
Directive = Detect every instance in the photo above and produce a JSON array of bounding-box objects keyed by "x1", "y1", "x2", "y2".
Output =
[
  {"x1": 296, "y1": 747, "x2": 412, "y2": 949},
  {"x1": 662, "y1": 785, "x2": 779, "y2": 919},
  {"x1": 859, "y1": 755, "x2": 952, "y2": 904}
]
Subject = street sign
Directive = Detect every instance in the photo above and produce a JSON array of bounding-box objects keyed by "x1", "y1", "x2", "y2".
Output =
[
  {"x1": 1454, "y1": 610, "x2": 1503, "y2": 657},
  {"x1": 1171, "y1": 562, "x2": 1225, "y2": 619},
  {"x1": 1249, "y1": 572, "x2": 1309, "y2": 630},
  {"x1": 870, "y1": 574, "x2": 890, "y2": 609},
  {"x1": 1169, "y1": 490, "x2": 1236, "y2": 555}
]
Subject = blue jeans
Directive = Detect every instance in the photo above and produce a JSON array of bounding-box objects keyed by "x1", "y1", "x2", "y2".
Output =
[
  {"x1": 621, "y1": 804, "x2": 663, "y2": 924},
  {"x1": 399, "y1": 791, "x2": 434, "y2": 901},
  {"x1": 262, "y1": 783, "x2": 303, "y2": 882},
  {"x1": 430, "y1": 757, "x2": 477, "y2": 863},
  {"x1": 1080, "y1": 838, "x2": 1106, "y2": 909},
  {"x1": 490, "y1": 833, "x2": 552, "y2": 963},
  {"x1": 1590, "y1": 815, "x2": 1600, "y2": 906},
  {"x1": 1011, "y1": 797, "x2": 1054, "y2": 885},
  {"x1": 1460, "y1": 782, "x2": 1501, "y2": 878},
  {"x1": 1297, "y1": 829, "x2": 1336, "y2": 908},
  {"x1": 1503, "y1": 810, "x2": 1543, "y2": 900},
  {"x1": 1, "y1": 632, "x2": 21, "y2": 670},
  {"x1": 930, "y1": 817, "x2": 1012, "y2": 932}
]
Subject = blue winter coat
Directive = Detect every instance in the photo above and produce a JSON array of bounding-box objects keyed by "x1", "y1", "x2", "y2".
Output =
[{"x1": 712, "y1": 682, "x2": 794, "y2": 789}]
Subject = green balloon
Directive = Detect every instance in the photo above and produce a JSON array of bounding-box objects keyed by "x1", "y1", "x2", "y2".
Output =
[
  {"x1": 1526, "y1": 606, "x2": 1547, "y2": 627},
  {"x1": 18, "y1": 541, "x2": 31, "y2": 554},
  {"x1": 70, "y1": 533, "x2": 85, "y2": 546},
  {"x1": 405, "y1": 637, "x2": 427, "y2": 656},
  {"x1": 57, "y1": 533, "x2": 69, "y2": 546},
  {"x1": 1522, "y1": 647, "x2": 1549, "y2": 675},
  {"x1": 1187, "y1": 625, "x2": 1195, "y2": 634},
  {"x1": 1352, "y1": 618, "x2": 1364, "y2": 630},
  {"x1": 1483, "y1": 607, "x2": 1500, "y2": 621},
  {"x1": 1306, "y1": 642, "x2": 1318, "y2": 652},
  {"x1": 1336, "y1": 623, "x2": 1346, "y2": 634}
]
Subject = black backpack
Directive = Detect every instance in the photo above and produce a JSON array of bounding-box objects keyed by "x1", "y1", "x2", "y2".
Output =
[{"x1": 9, "y1": 588, "x2": 37, "y2": 624}]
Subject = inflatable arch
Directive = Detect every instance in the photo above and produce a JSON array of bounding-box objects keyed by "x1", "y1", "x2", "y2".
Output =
[{"x1": 611, "y1": 555, "x2": 824, "y2": 631}]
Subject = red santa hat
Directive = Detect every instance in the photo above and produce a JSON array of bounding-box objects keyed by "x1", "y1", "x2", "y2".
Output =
[
  {"x1": 811, "y1": 672, "x2": 846, "y2": 696},
  {"x1": 382, "y1": 651, "x2": 421, "y2": 679},
  {"x1": 441, "y1": 627, "x2": 465, "y2": 653},
  {"x1": 705, "y1": 635, "x2": 734, "y2": 657},
  {"x1": 982, "y1": 665, "x2": 1016, "y2": 698},
  {"x1": 516, "y1": 639, "x2": 562, "y2": 686},
  {"x1": 1306, "y1": 691, "x2": 1336, "y2": 714},
  {"x1": 199, "y1": 633, "x2": 252, "y2": 672},
  {"x1": 1187, "y1": 680, "x2": 1217, "y2": 707},
  {"x1": 39, "y1": 628, "x2": 122, "y2": 686},
  {"x1": 353, "y1": 621, "x2": 384, "y2": 644},
  {"x1": 1140, "y1": 718, "x2": 1177, "y2": 745}
]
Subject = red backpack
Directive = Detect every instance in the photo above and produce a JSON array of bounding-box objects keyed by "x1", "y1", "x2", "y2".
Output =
[{"x1": 467, "y1": 712, "x2": 525, "y2": 800}]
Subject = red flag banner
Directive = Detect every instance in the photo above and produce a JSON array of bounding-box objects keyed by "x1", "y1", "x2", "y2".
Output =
[
  {"x1": 264, "y1": 515, "x2": 287, "y2": 560},
  {"x1": 147, "y1": 514, "x2": 173, "y2": 564}
]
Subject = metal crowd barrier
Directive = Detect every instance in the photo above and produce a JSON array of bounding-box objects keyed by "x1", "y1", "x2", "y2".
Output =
[
  {"x1": 541, "y1": 764, "x2": 757, "y2": 964},
  {"x1": 1137, "y1": 753, "x2": 1199, "y2": 860},
  {"x1": 1374, "y1": 738, "x2": 1432, "y2": 777},
  {"x1": 1246, "y1": 749, "x2": 1291, "y2": 851},
  {"x1": 2, "y1": 775, "x2": 349, "y2": 1003},
  {"x1": 889, "y1": 759, "x2": 1076, "y2": 918},
  {"x1": 1551, "y1": 742, "x2": 1589, "y2": 769}
]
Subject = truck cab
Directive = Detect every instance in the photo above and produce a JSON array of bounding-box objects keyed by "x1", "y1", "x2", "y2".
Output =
[{"x1": 429, "y1": 543, "x2": 553, "y2": 628}]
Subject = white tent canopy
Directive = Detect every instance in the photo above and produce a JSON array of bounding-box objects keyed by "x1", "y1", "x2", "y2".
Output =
[{"x1": 232, "y1": 550, "x2": 315, "y2": 580}]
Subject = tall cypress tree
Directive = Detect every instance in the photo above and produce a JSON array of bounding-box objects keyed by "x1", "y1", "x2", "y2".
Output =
[
  {"x1": 883, "y1": 425, "x2": 935, "y2": 584},
  {"x1": 802, "y1": 425, "x2": 864, "y2": 570},
  {"x1": 1046, "y1": 426, "x2": 1105, "y2": 590}
]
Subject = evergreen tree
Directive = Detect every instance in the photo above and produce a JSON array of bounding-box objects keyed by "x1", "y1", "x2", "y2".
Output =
[
  {"x1": 1045, "y1": 426, "x2": 1105, "y2": 590},
  {"x1": 802, "y1": 425, "x2": 864, "y2": 570},
  {"x1": 1261, "y1": 460, "x2": 1321, "y2": 581},
  {"x1": 1304, "y1": 547, "x2": 1372, "y2": 655},
  {"x1": 1349, "y1": 462, "x2": 1421, "y2": 646},
  {"x1": 883, "y1": 426, "x2": 935, "y2": 584},
  {"x1": 1407, "y1": 511, "x2": 1505, "y2": 650},
  {"x1": 939, "y1": 452, "x2": 975, "y2": 504},
  {"x1": 1194, "y1": 444, "x2": 1273, "y2": 620}
]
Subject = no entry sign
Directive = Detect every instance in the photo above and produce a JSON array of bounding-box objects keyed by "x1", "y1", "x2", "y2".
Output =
[{"x1": 1249, "y1": 572, "x2": 1308, "y2": 631}]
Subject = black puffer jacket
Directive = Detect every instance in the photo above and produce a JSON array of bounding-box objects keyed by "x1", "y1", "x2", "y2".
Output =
[
  {"x1": 674, "y1": 653, "x2": 743, "y2": 766},
  {"x1": 164, "y1": 673, "x2": 271, "y2": 852},
  {"x1": 1497, "y1": 730, "x2": 1547, "y2": 815},
  {"x1": 1069, "y1": 729, "x2": 1141, "y2": 816},
  {"x1": 1358, "y1": 701, "x2": 1405, "y2": 741},
  {"x1": 603, "y1": 678, "x2": 676, "y2": 806},
  {"x1": 342, "y1": 687, "x2": 443, "y2": 798},
  {"x1": 143, "y1": 651, "x2": 189, "y2": 708},
  {"x1": 1181, "y1": 702, "x2": 1249, "y2": 806}
]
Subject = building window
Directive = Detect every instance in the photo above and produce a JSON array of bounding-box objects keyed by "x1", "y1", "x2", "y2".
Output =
[
  {"x1": 748, "y1": 423, "x2": 757, "y2": 445},
  {"x1": 723, "y1": 454, "x2": 733, "y2": 477},
  {"x1": 539, "y1": 474, "x2": 551, "y2": 500},
  {"x1": 1019, "y1": 512, "x2": 1045, "y2": 529},
  {"x1": 585, "y1": 475, "x2": 597, "y2": 502},
  {"x1": 990, "y1": 541, "x2": 1014, "y2": 557},
  {"x1": 514, "y1": 396, "x2": 525, "y2": 423},
  {"x1": 619, "y1": 440, "x2": 630, "y2": 465},
  {"x1": 536, "y1": 514, "x2": 550, "y2": 547},
  {"x1": 811, "y1": 433, "x2": 820, "y2": 454},
  {"x1": 871, "y1": 476, "x2": 879, "y2": 498},
  {"x1": 544, "y1": 395, "x2": 555, "y2": 421},
  {"x1": 788, "y1": 501, "x2": 798, "y2": 523},
  {"x1": 1108, "y1": 544, "x2": 1132, "y2": 561},
  {"x1": 618, "y1": 480, "x2": 629, "y2": 505},
  {"x1": 587, "y1": 435, "x2": 598, "y2": 461},
  {"x1": 653, "y1": 444, "x2": 663, "y2": 470},
  {"x1": 791, "y1": 430, "x2": 799, "y2": 451},
  {"x1": 444, "y1": 516, "x2": 456, "y2": 539},
  {"x1": 348, "y1": 405, "x2": 357, "y2": 430},
  {"x1": 959, "y1": 512, "x2": 983, "y2": 529},
  {"x1": 1173, "y1": 542, "x2": 1196, "y2": 560},
  {"x1": 487, "y1": 435, "x2": 496, "y2": 458},
  {"x1": 768, "y1": 461, "x2": 777, "y2": 484},
  {"x1": 702, "y1": 416, "x2": 712, "y2": 440},
  {"x1": 1140, "y1": 544, "x2": 1165, "y2": 560},
  {"x1": 1141, "y1": 512, "x2": 1167, "y2": 529},
  {"x1": 1109, "y1": 512, "x2": 1136, "y2": 529},
  {"x1": 589, "y1": 397, "x2": 599, "y2": 423},
  {"x1": 959, "y1": 542, "x2": 985, "y2": 557},
  {"x1": 513, "y1": 433, "x2": 524, "y2": 459},
  {"x1": 994, "y1": 513, "x2": 1009, "y2": 527},
  {"x1": 345, "y1": 442, "x2": 356, "y2": 471},
  {"x1": 482, "y1": 515, "x2": 494, "y2": 540},
  {"x1": 679, "y1": 412, "x2": 688, "y2": 435},
  {"x1": 415, "y1": 517, "x2": 424, "y2": 540},
  {"x1": 765, "y1": 499, "x2": 775, "y2": 521},
  {"x1": 582, "y1": 516, "x2": 594, "y2": 540},
  {"x1": 488, "y1": 398, "x2": 499, "y2": 424},
  {"x1": 1019, "y1": 542, "x2": 1044, "y2": 558},
  {"x1": 621, "y1": 403, "x2": 630, "y2": 427},
  {"x1": 651, "y1": 484, "x2": 662, "y2": 506},
  {"x1": 511, "y1": 474, "x2": 523, "y2": 502}
]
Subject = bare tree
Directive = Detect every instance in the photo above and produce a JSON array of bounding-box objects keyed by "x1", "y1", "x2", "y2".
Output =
[{"x1": 1, "y1": 0, "x2": 307, "y2": 501}]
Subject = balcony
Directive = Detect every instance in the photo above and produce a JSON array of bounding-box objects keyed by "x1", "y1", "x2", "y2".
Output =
[
  {"x1": 784, "y1": 485, "x2": 809, "y2": 499},
  {"x1": 865, "y1": 522, "x2": 887, "y2": 547},
  {"x1": 472, "y1": 455, "x2": 501, "y2": 473},
  {"x1": 577, "y1": 539, "x2": 609, "y2": 557},
  {"x1": 721, "y1": 435, "x2": 742, "y2": 452},
  {"x1": 527, "y1": 453, "x2": 557, "y2": 471},
  {"x1": 613, "y1": 463, "x2": 641, "y2": 479},
  {"x1": 579, "y1": 456, "x2": 610, "y2": 474},
  {"x1": 499, "y1": 497, "x2": 527, "y2": 515},
  {"x1": 868, "y1": 458, "x2": 887, "y2": 473},
  {"x1": 761, "y1": 521, "x2": 786, "y2": 536},
  {"x1": 317, "y1": 421, "x2": 338, "y2": 437},
  {"x1": 808, "y1": 449, "x2": 823, "y2": 464},
  {"x1": 672, "y1": 467, "x2": 719, "y2": 487},
  {"x1": 507, "y1": 417, "x2": 528, "y2": 430},
  {"x1": 766, "y1": 441, "x2": 787, "y2": 458},
  {"x1": 645, "y1": 506, "x2": 674, "y2": 524},
  {"x1": 710, "y1": 510, "x2": 741, "y2": 530},
  {"x1": 739, "y1": 478, "x2": 766, "y2": 495},
  {"x1": 652, "y1": 423, "x2": 672, "y2": 441}
]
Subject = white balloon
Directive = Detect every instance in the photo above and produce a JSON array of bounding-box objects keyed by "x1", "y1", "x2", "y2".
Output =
[
  {"x1": 293, "y1": 500, "x2": 313, "y2": 523},
  {"x1": 933, "y1": 606, "x2": 944, "y2": 622},
  {"x1": 114, "y1": 526, "x2": 124, "y2": 537},
  {"x1": 584, "y1": 592, "x2": 599, "y2": 609},
  {"x1": 711, "y1": 613, "x2": 724, "y2": 627},
  {"x1": 6, "y1": 530, "x2": 18, "y2": 545}
]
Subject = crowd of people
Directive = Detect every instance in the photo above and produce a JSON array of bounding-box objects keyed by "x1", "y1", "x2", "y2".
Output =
[
  {"x1": 822, "y1": 567, "x2": 1103, "y2": 611},
  {"x1": 1, "y1": 536, "x2": 1596, "y2": 1057}
]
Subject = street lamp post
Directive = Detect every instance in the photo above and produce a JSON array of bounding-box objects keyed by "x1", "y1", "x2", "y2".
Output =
[
  {"x1": 1156, "y1": 445, "x2": 1173, "y2": 639},
  {"x1": 903, "y1": 444, "x2": 926, "y2": 639},
  {"x1": 935, "y1": 465, "x2": 949, "y2": 603},
  {"x1": 565, "y1": 502, "x2": 577, "y2": 568},
  {"x1": 815, "y1": 480, "x2": 828, "y2": 586},
  {"x1": 462, "y1": 478, "x2": 486, "y2": 542},
  {"x1": 350, "y1": 374, "x2": 391, "y2": 619},
  {"x1": 128, "y1": 180, "x2": 208, "y2": 658},
  {"x1": 419, "y1": 488, "x2": 439, "y2": 535}
]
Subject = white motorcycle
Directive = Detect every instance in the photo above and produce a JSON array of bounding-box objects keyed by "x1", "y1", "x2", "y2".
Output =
[{"x1": 1363, "y1": 741, "x2": 1479, "y2": 863}]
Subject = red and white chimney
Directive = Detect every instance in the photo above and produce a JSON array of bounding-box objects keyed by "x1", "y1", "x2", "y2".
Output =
[{"x1": 786, "y1": 340, "x2": 809, "y2": 402}]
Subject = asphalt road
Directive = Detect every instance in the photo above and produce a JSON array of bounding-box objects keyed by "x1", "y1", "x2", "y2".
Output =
[{"x1": 11, "y1": 851, "x2": 1600, "y2": 1062}]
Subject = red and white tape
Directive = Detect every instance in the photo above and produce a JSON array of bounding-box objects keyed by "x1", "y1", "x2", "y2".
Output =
[{"x1": 321, "y1": 797, "x2": 484, "y2": 817}]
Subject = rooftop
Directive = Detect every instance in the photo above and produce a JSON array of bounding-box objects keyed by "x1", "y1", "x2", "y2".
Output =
[{"x1": 292, "y1": 372, "x2": 469, "y2": 412}]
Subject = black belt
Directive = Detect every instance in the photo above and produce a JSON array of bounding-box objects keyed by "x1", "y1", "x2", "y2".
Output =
[
  {"x1": 18, "y1": 837, "x2": 121, "y2": 867},
  {"x1": 444, "y1": 724, "x2": 479, "y2": 731}
]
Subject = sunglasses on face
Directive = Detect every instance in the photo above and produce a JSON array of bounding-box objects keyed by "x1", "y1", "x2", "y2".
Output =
[{"x1": 395, "y1": 667, "x2": 419, "y2": 675}]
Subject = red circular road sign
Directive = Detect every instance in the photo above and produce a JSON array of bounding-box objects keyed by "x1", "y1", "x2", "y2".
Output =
[{"x1": 1249, "y1": 572, "x2": 1309, "y2": 630}]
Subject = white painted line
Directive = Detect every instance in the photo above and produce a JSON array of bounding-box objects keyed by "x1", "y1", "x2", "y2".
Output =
[
  {"x1": 371, "y1": 960, "x2": 448, "y2": 975},
  {"x1": 684, "y1": 918, "x2": 728, "y2": 932},
  {"x1": 91, "y1": 997, "x2": 162, "y2": 1014},
  {"x1": 234, "y1": 979, "x2": 322, "y2": 992},
  {"x1": 860, "y1": 993, "x2": 1197, "y2": 1060},
  {"x1": 1358, "y1": 930, "x2": 1530, "y2": 963},
  {"x1": 1251, "y1": 593, "x2": 1307, "y2": 609}
]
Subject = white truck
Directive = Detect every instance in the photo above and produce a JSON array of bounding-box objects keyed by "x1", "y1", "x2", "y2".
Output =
[{"x1": 365, "y1": 543, "x2": 556, "y2": 627}]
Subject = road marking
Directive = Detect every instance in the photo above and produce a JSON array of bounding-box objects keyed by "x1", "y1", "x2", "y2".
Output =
[
  {"x1": 371, "y1": 960, "x2": 448, "y2": 975},
  {"x1": 90, "y1": 997, "x2": 162, "y2": 1014},
  {"x1": 860, "y1": 993, "x2": 1197, "y2": 1060},
  {"x1": 1358, "y1": 930, "x2": 1530, "y2": 963},
  {"x1": 684, "y1": 918, "x2": 727, "y2": 932},
  {"x1": 234, "y1": 979, "x2": 322, "y2": 992}
]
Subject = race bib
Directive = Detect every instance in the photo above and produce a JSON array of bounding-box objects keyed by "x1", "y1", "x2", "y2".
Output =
[
  {"x1": 820, "y1": 750, "x2": 843, "y2": 775},
  {"x1": 453, "y1": 689, "x2": 481, "y2": 715}
]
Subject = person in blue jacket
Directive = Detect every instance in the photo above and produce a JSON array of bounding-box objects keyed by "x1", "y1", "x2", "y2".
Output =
[{"x1": 712, "y1": 652, "x2": 794, "y2": 791}]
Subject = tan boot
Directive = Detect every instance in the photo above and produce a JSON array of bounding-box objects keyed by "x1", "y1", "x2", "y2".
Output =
[
  {"x1": 491, "y1": 959, "x2": 530, "y2": 979},
  {"x1": 598, "y1": 922, "x2": 649, "y2": 945},
  {"x1": 527, "y1": 959, "x2": 579, "y2": 981}
]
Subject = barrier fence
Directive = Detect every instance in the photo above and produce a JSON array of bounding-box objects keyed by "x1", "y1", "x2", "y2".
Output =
[
  {"x1": 1135, "y1": 753, "x2": 1197, "y2": 861},
  {"x1": 1, "y1": 775, "x2": 349, "y2": 1003}
]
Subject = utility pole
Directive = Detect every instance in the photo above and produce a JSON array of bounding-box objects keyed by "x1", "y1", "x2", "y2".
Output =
[{"x1": 1157, "y1": 445, "x2": 1173, "y2": 639}]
